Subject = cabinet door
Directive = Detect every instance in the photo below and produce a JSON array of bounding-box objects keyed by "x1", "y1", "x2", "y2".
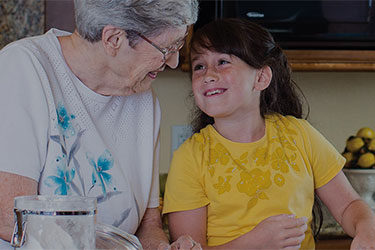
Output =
[{"x1": 316, "y1": 239, "x2": 352, "y2": 250}]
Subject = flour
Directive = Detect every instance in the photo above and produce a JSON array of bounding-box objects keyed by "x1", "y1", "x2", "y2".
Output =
[{"x1": 20, "y1": 215, "x2": 95, "y2": 250}]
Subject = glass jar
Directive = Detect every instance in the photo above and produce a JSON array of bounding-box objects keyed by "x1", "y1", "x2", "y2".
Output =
[{"x1": 11, "y1": 195, "x2": 97, "y2": 249}]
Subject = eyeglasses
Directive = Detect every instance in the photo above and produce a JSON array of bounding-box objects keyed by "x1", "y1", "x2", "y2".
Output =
[{"x1": 137, "y1": 32, "x2": 186, "y2": 62}]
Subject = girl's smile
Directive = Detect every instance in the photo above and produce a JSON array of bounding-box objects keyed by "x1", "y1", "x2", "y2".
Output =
[{"x1": 204, "y1": 88, "x2": 227, "y2": 97}]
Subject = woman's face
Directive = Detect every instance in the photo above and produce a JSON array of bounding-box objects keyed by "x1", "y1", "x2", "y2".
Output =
[
  {"x1": 114, "y1": 26, "x2": 188, "y2": 95},
  {"x1": 191, "y1": 48, "x2": 262, "y2": 121}
]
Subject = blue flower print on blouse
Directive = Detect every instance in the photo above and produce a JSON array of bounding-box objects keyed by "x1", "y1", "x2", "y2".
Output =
[
  {"x1": 87, "y1": 150, "x2": 117, "y2": 195},
  {"x1": 56, "y1": 103, "x2": 76, "y2": 138},
  {"x1": 44, "y1": 154, "x2": 76, "y2": 195}
]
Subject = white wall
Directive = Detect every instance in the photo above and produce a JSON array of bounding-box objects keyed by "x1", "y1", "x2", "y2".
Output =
[
  {"x1": 152, "y1": 69, "x2": 193, "y2": 173},
  {"x1": 153, "y1": 69, "x2": 375, "y2": 173}
]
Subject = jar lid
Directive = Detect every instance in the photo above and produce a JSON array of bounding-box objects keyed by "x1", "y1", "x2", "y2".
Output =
[
  {"x1": 14, "y1": 195, "x2": 97, "y2": 212},
  {"x1": 95, "y1": 223, "x2": 142, "y2": 250}
]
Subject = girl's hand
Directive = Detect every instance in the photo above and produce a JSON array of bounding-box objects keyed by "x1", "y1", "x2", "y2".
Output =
[
  {"x1": 170, "y1": 235, "x2": 202, "y2": 250},
  {"x1": 158, "y1": 235, "x2": 202, "y2": 250},
  {"x1": 246, "y1": 214, "x2": 308, "y2": 249}
]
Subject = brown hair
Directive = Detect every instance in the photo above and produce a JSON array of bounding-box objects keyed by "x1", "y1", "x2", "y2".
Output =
[{"x1": 189, "y1": 18, "x2": 309, "y2": 133}]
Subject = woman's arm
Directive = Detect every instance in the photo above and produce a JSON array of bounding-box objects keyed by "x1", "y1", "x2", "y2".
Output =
[
  {"x1": 168, "y1": 206, "x2": 307, "y2": 250},
  {"x1": 136, "y1": 208, "x2": 201, "y2": 250},
  {"x1": 0, "y1": 172, "x2": 38, "y2": 242},
  {"x1": 135, "y1": 208, "x2": 169, "y2": 250},
  {"x1": 316, "y1": 171, "x2": 375, "y2": 248}
]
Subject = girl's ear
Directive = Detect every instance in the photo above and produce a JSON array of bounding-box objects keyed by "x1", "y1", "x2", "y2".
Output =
[
  {"x1": 101, "y1": 25, "x2": 127, "y2": 56},
  {"x1": 254, "y1": 66, "x2": 272, "y2": 91}
]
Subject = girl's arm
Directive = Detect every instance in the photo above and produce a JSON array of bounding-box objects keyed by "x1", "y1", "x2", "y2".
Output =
[
  {"x1": 316, "y1": 171, "x2": 375, "y2": 248},
  {"x1": 167, "y1": 206, "x2": 307, "y2": 250}
]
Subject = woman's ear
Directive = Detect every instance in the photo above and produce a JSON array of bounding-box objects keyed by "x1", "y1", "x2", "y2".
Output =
[
  {"x1": 101, "y1": 25, "x2": 127, "y2": 56},
  {"x1": 254, "y1": 66, "x2": 272, "y2": 91}
]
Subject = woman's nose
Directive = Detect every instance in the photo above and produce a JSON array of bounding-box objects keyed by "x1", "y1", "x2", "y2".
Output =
[{"x1": 165, "y1": 51, "x2": 179, "y2": 69}]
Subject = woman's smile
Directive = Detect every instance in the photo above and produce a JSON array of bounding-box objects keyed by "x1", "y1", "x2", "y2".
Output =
[{"x1": 147, "y1": 71, "x2": 158, "y2": 79}]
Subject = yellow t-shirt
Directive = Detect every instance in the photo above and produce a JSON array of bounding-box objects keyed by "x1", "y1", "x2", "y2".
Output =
[{"x1": 163, "y1": 114, "x2": 345, "y2": 249}]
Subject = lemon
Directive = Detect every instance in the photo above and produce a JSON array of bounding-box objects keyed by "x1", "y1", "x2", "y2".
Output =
[
  {"x1": 368, "y1": 139, "x2": 375, "y2": 151},
  {"x1": 356, "y1": 127, "x2": 375, "y2": 139},
  {"x1": 342, "y1": 152, "x2": 354, "y2": 168},
  {"x1": 357, "y1": 152, "x2": 375, "y2": 168},
  {"x1": 346, "y1": 137, "x2": 365, "y2": 153}
]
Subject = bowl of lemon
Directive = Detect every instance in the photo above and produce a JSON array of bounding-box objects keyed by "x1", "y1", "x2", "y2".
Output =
[{"x1": 342, "y1": 127, "x2": 375, "y2": 211}]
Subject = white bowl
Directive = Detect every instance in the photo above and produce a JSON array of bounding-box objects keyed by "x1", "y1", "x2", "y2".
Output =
[
  {"x1": 343, "y1": 168, "x2": 375, "y2": 210},
  {"x1": 96, "y1": 223, "x2": 142, "y2": 249}
]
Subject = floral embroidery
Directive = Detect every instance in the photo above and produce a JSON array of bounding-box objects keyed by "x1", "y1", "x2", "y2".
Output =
[
  {"x1": 210, "y1": 143, "x2": 230, "y2": 165},
  {"x1": 274, "y1": 173, "x2": 285, "y2": 187},
  {"x1": 271, "y1": 148, "x2": 290, "y2": 173},
  {"x1": 208, "y1": 164, "x2": 215, "y2": 177},
  {"x1": 208, "y1": 142, "x2": 230, "y2": 177},
  {"x1": 226, "y1": 153, "x2": 248, "y2": 174},
  {"x1": 233, "y1": 152, "x2": 248, "y2": 169},
  {"x1": 205, "y1": 116, "x2": 302, "y2": 210},
  {"x1": 193, "y1": 133, "x2": 205, "y2": 151},
  {"x1": 48, "y1": 101, "x2": 122, "y2": 211},
  {"x1": 213, "y1": 176, "x2": 232, "y2": 194},
  {"x1": 56, "y1": 103, "x2": 76, "y2": 137},
  {"x1": 252, "y1": 147, "x2": 268, "y2": 166},
  {"x1": 237, "y1": 169, "x2": 271, "y2": 196},
  {"x1": 237, "y1": 169, "x2": 271, "y2": 209},
  {"x1": 87, "y1": 149, "x2": 117, "y2": 195},
  {"x1": 44, "y1": 154, "x2": 76, "y2": 195},
  {"x1": 289, "y1": 153, "x2": 300, "y2": 172}
]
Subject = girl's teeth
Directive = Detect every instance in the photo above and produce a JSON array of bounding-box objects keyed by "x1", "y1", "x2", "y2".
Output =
[{"x1": 207, "y1": 89, "x2": 223, "y2": 96}]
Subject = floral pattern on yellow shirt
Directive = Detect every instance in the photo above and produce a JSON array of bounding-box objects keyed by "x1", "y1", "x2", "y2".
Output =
[{"x1": 205, "y1": 119, "x2": 300, "y2": 209}]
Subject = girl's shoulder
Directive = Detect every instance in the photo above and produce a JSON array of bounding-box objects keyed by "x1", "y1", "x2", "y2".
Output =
[
  {"x1": 173, "y1": 125, "x2": 213, "y2": 157},
  {"x1": 181, "y1": 125, "x2": 211, "y2": 148},
  {"x1": 266, "y1": 113, "x2": 315, "y2": 137}
]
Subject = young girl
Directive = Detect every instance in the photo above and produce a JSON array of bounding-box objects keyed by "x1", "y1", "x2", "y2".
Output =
[{"x1": 162, "y1": 18, "x2": 375, "y2": 249}]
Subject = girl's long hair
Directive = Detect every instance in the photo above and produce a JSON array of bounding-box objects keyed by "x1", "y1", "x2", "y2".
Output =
[{"x1": 189, "y1": 18, "x2": 308, "y2": 133}]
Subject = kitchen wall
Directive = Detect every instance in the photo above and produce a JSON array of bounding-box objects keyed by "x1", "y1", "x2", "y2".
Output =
[{"x1": 153, "y1": 69, "x2": 375, "y2": 173}]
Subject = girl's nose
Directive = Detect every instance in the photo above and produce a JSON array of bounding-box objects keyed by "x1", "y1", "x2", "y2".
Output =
[{"x1": 204, "y1": 67, "x2": 219, "y2": 84}]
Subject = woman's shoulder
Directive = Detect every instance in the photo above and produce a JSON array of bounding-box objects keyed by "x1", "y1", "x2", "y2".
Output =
[
  {"x1": 0, "y1": 40, "x2": 36, "y2": 62},
  {"x1": 0, "y1": 31, "x2": 60, "y2": 66}
]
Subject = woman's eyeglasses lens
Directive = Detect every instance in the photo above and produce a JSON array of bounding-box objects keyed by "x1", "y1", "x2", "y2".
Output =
[{"x1": 137, "y1": 32, "x2": 186, "y2": 62}]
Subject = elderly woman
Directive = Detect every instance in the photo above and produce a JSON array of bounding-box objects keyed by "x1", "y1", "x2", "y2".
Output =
[{"x1": 0, "y1": 0, "x2": 198, "y2": 249}]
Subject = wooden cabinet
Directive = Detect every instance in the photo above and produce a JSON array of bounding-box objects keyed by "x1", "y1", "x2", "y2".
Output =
[
  {"x1": 181, "y1": 47, "x2": 375, "y2": 72},
  {"x1": 285, "y1": 50, "x2": 375, "y2": 71},
  {"x1": 316, "y1": 238, "x2": 352, "y2": 250},
  {"x1": 180, "y1": 27, "x2": 375, "y2": 72}
]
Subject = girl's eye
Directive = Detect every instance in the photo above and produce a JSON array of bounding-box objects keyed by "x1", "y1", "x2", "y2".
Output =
[
  {"x1": 218, "y1": 59, "x2": 229, "y2": 65},
  {"x1": 193, "y1": 64, "x2": 204, "y2": 71}
]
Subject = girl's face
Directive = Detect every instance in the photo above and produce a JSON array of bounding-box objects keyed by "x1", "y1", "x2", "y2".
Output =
[{"x1": 191, "y1": 48, "x2": 266, "y2": 121}]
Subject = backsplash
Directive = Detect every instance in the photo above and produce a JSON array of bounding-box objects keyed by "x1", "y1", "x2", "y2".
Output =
[{"x1": 0, "y1": 0, "x2": 44, "y2": 49}]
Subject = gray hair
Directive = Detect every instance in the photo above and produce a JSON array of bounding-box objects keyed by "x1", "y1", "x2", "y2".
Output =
[{"x1": 73, "y1": 0, "x2": 199, "y2": 44}]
